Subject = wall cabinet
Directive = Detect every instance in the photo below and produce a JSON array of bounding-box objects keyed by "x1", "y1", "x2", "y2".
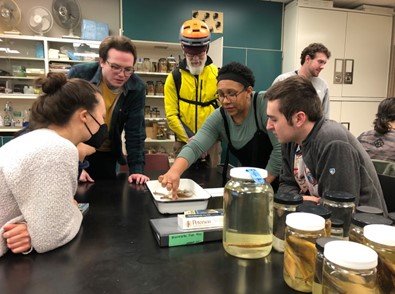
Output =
[
  {"x1": 0, "y1": 35, "x2": 100, "y2": 134},
  {"x1": 282, "y1": 1, "x2": 392, "y2": 135}
]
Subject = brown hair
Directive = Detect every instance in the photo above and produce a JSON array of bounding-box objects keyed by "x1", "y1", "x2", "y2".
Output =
[
  {"x1": 374, "y1": 97, "x2": 395, "y2": 134},
  {"x1": 265, "y1": 75, "x2": 323, "y2": 123},
  {"x1": 300, "y1": 43, "x2": 331, "y2": 65},
  {"x1": 99, "y1": 35, "x2": 137, "y2": 65},
  {"x1": 30, "y1": 73, "x2": 100, "y2": 129}
]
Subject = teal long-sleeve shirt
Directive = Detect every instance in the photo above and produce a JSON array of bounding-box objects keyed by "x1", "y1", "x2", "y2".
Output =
[{"x1": 178, "y1": 91, "x2": 282, "y2": 177}]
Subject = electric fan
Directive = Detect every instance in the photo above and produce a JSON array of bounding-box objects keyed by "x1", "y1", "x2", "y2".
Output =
[
  {"x1": 52, "y1": 0, "x2": 81, "y2": 38},
  {"x1": 0, "y1": 0, "x2": 21, "y2": 34},
  {"x1": 28, "y1": 6, "x2": 53, "y2": 36}
]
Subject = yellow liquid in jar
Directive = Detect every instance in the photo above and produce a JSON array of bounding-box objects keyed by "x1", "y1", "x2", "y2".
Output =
[
  {"x1": 223, "y1": 231, "x2": 272, "y2": 259},
  {"x1": 283, "y1": 234, "x2": 318, "y2": 292},
  {"x1": 312, "y1": 281, "x2": 322, "y2": 294}
]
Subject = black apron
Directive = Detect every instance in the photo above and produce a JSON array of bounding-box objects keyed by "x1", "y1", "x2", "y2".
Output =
[{"x1": 220, "y1": 92, "x2": 278, "y2": 191}]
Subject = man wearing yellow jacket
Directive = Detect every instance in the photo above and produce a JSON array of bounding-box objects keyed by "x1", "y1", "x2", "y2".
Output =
[{"x1": 164, "y1": 19, "x2": 219, "y2": 167}]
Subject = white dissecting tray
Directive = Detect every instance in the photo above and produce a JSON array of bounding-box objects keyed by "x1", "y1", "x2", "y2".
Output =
[{"x1": 146, "y1": 179, "x2": 211, "y2": 214}]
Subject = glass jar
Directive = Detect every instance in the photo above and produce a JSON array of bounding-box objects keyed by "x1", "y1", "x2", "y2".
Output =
[
  {"x1": 146, "y1": 81, "x2": 155, "y2": 95},
  {"x1": 322, "y1": 191, "x2": 356, "y2": 237},
  {"x1": 363, "y1": 224, "x2": 395, "y2": 294},
  {"x1": 312, "y1": 237, "x2": 338, "y2": 294},
  {"x1": 167, "y1": 55, "x2": 177, "y2": 72},
  {"x1": 349, "y1": 213, "x2": 392, "y2": 244},
  {"x1": 142, "y1": 57, "x2": 151, "y2": 72},
  {"x1": 330, "y1": 218, "x2": 345, "y2": 239},
  {"x1": 135, "y1": 57, "x2": 143, "y2": 72},
  {"x1": 296, "y1": 204, "x2": 332, "y2": 236},
  {"x1": 322, "y1": 240, "x2": 378, "y2": 293},
  {"x1": 158, "y1": 58, "x2": 168, "y2": 73},
  {"x1": 223, "y1": 167, "x2": 274, "y2": 259},
  {"x1": 272, "y1": 193, "x2": 303, "y2": 253},
  {"x1": 283, "y1": 212, "x2": 326, "y2": 292},
  {"x1": 356, "y1": 205, "x2": 383, "y2": 215},
  {"x1": 155, "y1": 81, "x2": 164, "y2": 96}
]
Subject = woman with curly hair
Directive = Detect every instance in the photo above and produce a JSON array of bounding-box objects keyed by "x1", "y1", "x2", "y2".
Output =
[{"x1": 358, "y1": 97, "x2": 395, "y2": 162}]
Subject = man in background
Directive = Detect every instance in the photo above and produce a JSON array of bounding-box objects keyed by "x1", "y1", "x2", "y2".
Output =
[
  {"x1": 69, "y1": 35, "x2": 149, "y2": 184},
  {"x1": 265, "y1": 75, "x2": 387, "y2": 215},
  {"x1": 272, "y1": 43, "x2": 331, "y2": 118},
  {"x1": 164, "y1": 19, "x2": 220, "y2": 167}
]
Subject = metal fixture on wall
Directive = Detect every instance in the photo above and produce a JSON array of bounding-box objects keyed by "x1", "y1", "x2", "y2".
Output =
[{"x1": 333, "y1": 58, "x2": 354, "y2": 85}]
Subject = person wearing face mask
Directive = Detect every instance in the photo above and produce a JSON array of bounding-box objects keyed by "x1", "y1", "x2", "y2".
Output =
[
  {"x1": 164, "y1": 19, "x2": 220, "y2": 168},
  {"x1": 272, "y1": 43, "x2": 331, "y2": 118},
  {"x1": 0, "y1": 73, "x2": 106, "y2": 257},
  {"x1": 159, "y1": 62, "x2": 282, "y2": 198},
  {"x1": 68, "y1": 36, "x2": 149, "y2": 184}
]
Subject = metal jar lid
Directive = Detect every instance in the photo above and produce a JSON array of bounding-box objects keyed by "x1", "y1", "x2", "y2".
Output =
[
  {"x1": 330, "y1": 218, "x2": 344, "y2": 228},
  {"x1": 296, "y1": 203, "x2": 332, "y2": 219},
  {"x1": 316, "y1": 237, "x2": 338, "y2": 253},
  {"x1": 323, "y1": 191, "x2": 356, "y2": 202},
  {"x1": 356, "y1": 205, "x2": 383, "y2": 215},
  {"x1": 274, "y1": 193, "x2": 303, "y2": 205},
  {"x1": 351, "y1": 213, "x2": 393, "y2": 228}
]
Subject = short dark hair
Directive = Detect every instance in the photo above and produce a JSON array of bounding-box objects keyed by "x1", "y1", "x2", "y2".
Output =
[
  {"x1": 300, "y1": 43, "x2": 331, "y2": 65},
  {"x1": 217, "y1": 62, "x2": 255, "y2": 87},
  {"x1": 99, "y1": 36, "x2": 137, "y2": 65},
  {"x1": 265, "y1": 75, "x2": 323, "y2": 123},
  {"x1": 374, "y1": 97, "x2": 395, "y2": 134},
  {"x1": 30, "y1": 73, "x2": 100, "y2": 129}
]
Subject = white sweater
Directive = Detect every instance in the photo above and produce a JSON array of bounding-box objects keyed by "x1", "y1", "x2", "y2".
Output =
[{"x1": 0, "y1": 129, "x2": 82, "y2": 257}]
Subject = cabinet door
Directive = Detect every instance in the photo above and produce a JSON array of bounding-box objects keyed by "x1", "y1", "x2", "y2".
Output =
[
  {"x1": 298, "y1": 8, "x2": 347, "y2": 97},
  {"x1": 340, "y1": 100, "x2": 380, "y2": 137},
  {"x1": 342, "y1": 13, "x2": 392, "y2": 98},
  {"x1": 329, "y1": 100, "x2": 342, "y2": 122},
  {"x1": 210, "y1": 37, "x2": 223, "y2": 68}
]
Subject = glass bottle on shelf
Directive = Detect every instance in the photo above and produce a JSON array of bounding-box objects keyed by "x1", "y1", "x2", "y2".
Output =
[
  {"x1": 146, "y1": 81, "x2": 155, "y2": 95},
  {"x1": 155, "y1": 81, "x2": 164, "y2": 96},
  {"x1": 142, "y1": 58, "x2": 151, "y2": 72},
  {"x1": 4, "y1": 101, "x2": 13, "y2": 127}
]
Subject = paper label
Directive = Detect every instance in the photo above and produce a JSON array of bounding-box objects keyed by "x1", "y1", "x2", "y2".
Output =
[
  {"x1": 168, "y1": 232, "x2": 204, "y2": 247},
  {"x1": 246, "y1": 168, "x2": 265, "y2": 184}
]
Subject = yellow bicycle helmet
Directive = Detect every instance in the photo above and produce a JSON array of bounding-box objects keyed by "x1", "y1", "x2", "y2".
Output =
[{"x1": 180, "y1": 19, "x2": 211, "y2": 47}]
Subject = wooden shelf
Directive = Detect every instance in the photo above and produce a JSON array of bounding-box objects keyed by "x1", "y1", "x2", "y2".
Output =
[
  {"x1": 135, "y1": 71, "x2": 168, "y2": 77},
  {"x1": 0, "y1": 127, "x2": 21, "y2": 132},
  {"x1": 0, "y1": 76, "x2": 41, "y2": 80},
  {"x1": 0, "y1": 56, "x2": 45, "y2": 61},
  {"x1": 145, "y1": 117, "x2": 167, "y2": 121},
  {"x1": 146, "y1": 94, "x2": 164, "y2": 99},
  {"x1": 49, "y1": 59, "x2": 95, "y2": 63},
  {"x1": 0, "y1": 94, "x2": 37, "y2": 99},
  {"x1": 145, "y1": 138, "x2": 174, "y2": 143}
]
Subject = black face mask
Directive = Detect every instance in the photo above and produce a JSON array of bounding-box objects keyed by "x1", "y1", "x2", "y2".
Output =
[{"x1": 83, "y1": 112, "x2": 108, "y2": 149}]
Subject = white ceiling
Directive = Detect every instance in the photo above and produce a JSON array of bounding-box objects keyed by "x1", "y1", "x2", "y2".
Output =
[{"x1": 268, "y1": 0, "x2": 395, "y2": 9}]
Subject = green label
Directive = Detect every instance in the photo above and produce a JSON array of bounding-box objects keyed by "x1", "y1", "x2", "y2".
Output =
[{"x1": 168, "y1": 232, "x2": 204, "y2": 247}]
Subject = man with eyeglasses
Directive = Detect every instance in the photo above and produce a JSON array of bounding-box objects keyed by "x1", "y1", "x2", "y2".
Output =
[
  {"x1": 159, "y1": 62, "x2": 282, "y2": 198},
  {"x1": 272, "y1": 43, "x2": 331, "y2": 118},
  {"x1": 69, "y1": 35, "x2": 149, "y2": 184},
  {"x1": 164, "y1": 19, "x2": 220, "y2": 168}
]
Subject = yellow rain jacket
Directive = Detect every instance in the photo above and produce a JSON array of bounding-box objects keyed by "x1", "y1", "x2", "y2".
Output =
[{"x1": 164, "y1": 57, "x2": 218, "y2": 143}]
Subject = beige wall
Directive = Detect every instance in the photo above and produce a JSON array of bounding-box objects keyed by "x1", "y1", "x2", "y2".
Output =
[
  {"x1": 0, "y1": 0, "x2": 120, "y2": 37},
  {"x1": 389, "y1": 16, "x2": 395, "y2": 97}
]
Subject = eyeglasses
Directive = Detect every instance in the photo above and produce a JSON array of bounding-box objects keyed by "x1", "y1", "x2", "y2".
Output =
[
  {"x1": 217, "y1": 88, "x2": 246, "y2": 102},
  {"x1": 106, "y1": 61, "x2": 134, "y2": 76},
  {"x1": 185, "y1": 51, "x2": 206, "y2": 59}
]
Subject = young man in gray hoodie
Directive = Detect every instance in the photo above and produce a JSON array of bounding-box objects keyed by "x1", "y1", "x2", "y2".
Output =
[{"x1": 265, "y1": 75, "x2": 387, "y2": 215}]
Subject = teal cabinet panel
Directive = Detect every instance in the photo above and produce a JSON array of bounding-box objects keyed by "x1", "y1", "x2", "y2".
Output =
[
  {"x1": 122, "y1": 0, "x2": 282, "y2": 49},
  {"x1": 246, "y1": 50, "x2": 282, "y2": 91},
  {"x1": 223, "y1": 47, "x2": 246, "y2": 65}
]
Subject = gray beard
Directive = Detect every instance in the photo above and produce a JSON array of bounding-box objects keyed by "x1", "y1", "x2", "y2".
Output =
[{"x1": 186, "y1": 55, "x2": 207, "y2": 75}]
